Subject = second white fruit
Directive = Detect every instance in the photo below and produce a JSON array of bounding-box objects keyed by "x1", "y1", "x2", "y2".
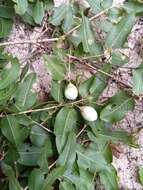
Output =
[{"x1": 80, "y1": 106, "x2": 98, "y2": 122}]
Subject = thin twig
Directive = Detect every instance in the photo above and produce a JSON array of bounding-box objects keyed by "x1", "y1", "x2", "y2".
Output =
[
  {"x1": 82, "y1": 54, "x2": 104, "y2": 60},
  {"x1": 23, "y1": 186, "x2": 28, "y2": 190},
  {"x1": 24, "y1": 113, "x2": 54, "y2": 134},
  {"x1": 76, "y1": 124, "x2": 88, "y2": 138},
  {"x1": 32, "y1": 120, "x2": 54, "y2": 134},
  {"x1": 0, "y1": 38, "x2": 59, "y2": 47},
  {"x1": 48, "y1": 160, "x2": 57, "y2": 170}
]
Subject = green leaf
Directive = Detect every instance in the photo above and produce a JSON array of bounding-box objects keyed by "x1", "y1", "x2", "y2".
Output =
[
  {"x1": 4, "y1": 146, "x2": 19, "y2": 167},
  {"x1": 62, "y1": 5, "x2": 74, "y2": 32},
  {"x1": 0, "y1": 5, "x2": 15, "y2": 19},
  {"x1": 22, "y1": 11, "x2": 35, "y2": 26},
  {"x1": 21, "y1": 4, "x2": 35, "y2": 26},
  {"x1": 86, "y1": 0, "x2": 102, "y2": 14},
  {"x1": 60, "y1": 181, "x2": 75, "y2": 190},
  {"x1": 0, "y1": 58, "x2": 19, "y2": 90},
  {"x1": 12, "y1": 0, "x2": 28, "y2": 15},
  {"x1": 64, "y1": 168, "x2": 95, "y2": 190},
  {"x1": 77, "y1": 147, "x2": 110, "y2": 173},
  {"x1": 108, "y1": 7, "x2": 124, "y2": 24},
  {"x1": 90, "y1": 123, "x2": 134, "y2": 145},
  {"x1": 101, "y1": 0, "x2": 113, "y2": 9},
  {"x1": 37, "y1": 141, "x2": 51, "y2": 173},
  {"x1": 133, "y1": 64, "x2": 143, "y2": 96},
  {"x1": 80, "y1": 15, "x2": 102, "y2": 54},
  {"x1": 28, "y1": 169, "x2": 44, "y2": 190},
  {"x1": 33, "y1": 0, "x2": 44, "y2": 25},
  {"x1": 51, "y1": 4, "x2": 74, "y2": 32},
  {"x1": 42, "y1": 166, "x2": 65, "y2": 190},
  {"x1": 0, "y1": 51, "x2": 7, "y2": 64},
  {"x1": 111, "y1": 51, "x2": 128, "y2": 66},
  {"x1": 18, "y1": 143, "x2": 41, "y2": 166},
  {"x1": 0, "y1": 18, "x2": 13, "y2": 38},
  {"x1": 124, "y1": 1, "x2": 143, "y2": 14},
  {"x1": 20, "y1": 62, "x2": 29, "y2": 81},
  {"x1": 0, "y1": 83, "x2": 18, "y2": 105},
  {"x1": 58, "y1": 132, "x2": 76, "y2": 169},
  {"x1": 89, "y1": 64, "x2": 111, "y2": 98},
  {"x1": 0, "y1": 115, "x2": 29, "y2": 147},
  {"x1": 87, "y1": 0, "x2": 113, "y2": 14},
  {"x1": 30, "y1": 125, "x2": 48, "y2": 147},
  {"x1": 16, "y1": 115, "x2": 32, "y2": 126},
  {"x1": 79, "y1": 76, "x2": 95, "y2": 97},
  {"x1": 14, "y1": 73, "x2": 37, "y2": 111},
  {"x1": 2, "y1": 163, "x2": 21, "y2": 190},
  {"x1": 54, "y1": 107, "x2": 77, "y2": 153},
  {"x1": 69, "y1": 29, "x2": 82, "y2": 47},
  {"x1": 77, "y1": 168, "x2": 95, "y2": 190},
  {"x1": 99, "y1": 167, "x2": 118, "y2": 190},
  {"x1": 105, "y1": 14, "x2": 135, "y2": 48},
  {"x1": 79, "y1": 64, "x2": 111, "y2": 98},
  {"x1": 88, "y1": 131, "x2": 113, "y2": 163},
  {"x1": 50, "y1": 4, "x2": 67, "y2": 25},
  {"x1": 51, "y1": 80, "x2": 65, "y2": 102},
  {"x1": 138, "y1": 167, "x2": 143, "y2": 185},
  {"x1": 100, "y1": 91, "x2": 135, "y2": 123},
  {"x1": 44, "y1": 55, "x2": 66, "y2": 81},
  {"x1": 45, "y1": 0, "x2": 53, "y2": 10},
  {"x1": 100, "y1": 19, "x2": 113, "y2": 33}
]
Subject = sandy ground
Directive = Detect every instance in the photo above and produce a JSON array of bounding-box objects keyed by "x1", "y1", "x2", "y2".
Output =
[{"x1": 4, "y1": 0, "x2": 143, "y2": 189}]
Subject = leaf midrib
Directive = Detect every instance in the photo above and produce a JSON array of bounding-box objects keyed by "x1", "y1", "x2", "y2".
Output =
[
  {"x1": 7, "y1": 116, "x2": 17, "y2": 146},
  {"x1": 82, "y1": 16, "x2": 90, "y2": 52},
  {"x1": 0, "y1": 63, "x2": 19, "y2": 89},
  {"x1": 77, "y1": 151, "x2": 107, "y2": 168},
  {"x1": 59, "y1": 110, "x2": 72, "y2": 152},
  {"x1": 49, "y1": 61, "x2": 64, "y2": 79},
  {"x1": 62, "y1": 135, "x2": 75, "y2": 165},
  {"x1": 133, "y1": 70, "x2": 143, "y2": 95},
  {"x1": 22, "y1": 75, "x2": 34, "y2": 107},
  {"x1": 111, "y1": 16, "x2": 134, "y2": 47},
  {"x1": 101, "y1": 97, "x2": 132, "y2": 119},
  {"x1": 19, "y1": 151, "x2": 41, "y2": 155}
]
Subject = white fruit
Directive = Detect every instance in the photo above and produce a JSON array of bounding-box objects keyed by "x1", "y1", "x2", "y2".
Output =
[
  {"x1": 64, "y1": 83, "x2": 78, "y2": 100},
  {"x1": 80, "y1": 106, "x2": 98, "y2": 122}
]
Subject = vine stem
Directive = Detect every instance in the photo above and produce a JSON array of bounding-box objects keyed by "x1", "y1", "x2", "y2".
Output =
[
  {"x1": 76, "y1": 124, "x2": 88, "y2": 138},
  {"x1": 0, "y1": 6, "x2": 114, "y2": 47},
  {"x1": 68, "y1": 54, "x2": 132, "y2": 89},
  {"x1": 0, "y1": 38, "x2": 59, "y2": 47},
  {"x1": 85, "y1": 62, "x2": 132, "y2": 88},
  {"x1": 48, "y1": 160, "x2": 57, "y2": 170},
  {"x1": 31, "y1": 119, "x2": 54, "y2": 134},
  {"x1": 0, "y1": 99, "x2": 86, "y2": 118}
]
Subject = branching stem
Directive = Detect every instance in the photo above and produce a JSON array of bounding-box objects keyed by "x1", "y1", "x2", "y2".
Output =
[{"x1": 0, "y1": 6, "x2": 114, "y2": 47}]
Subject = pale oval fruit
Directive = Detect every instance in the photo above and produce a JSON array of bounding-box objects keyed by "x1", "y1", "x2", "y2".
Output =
[
  {"x1": 64, "y1": 83, "x2": 78, "y2": 100},
  {"x1": 80, "y1": 106, "x2": 98, "y2": 122}
]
